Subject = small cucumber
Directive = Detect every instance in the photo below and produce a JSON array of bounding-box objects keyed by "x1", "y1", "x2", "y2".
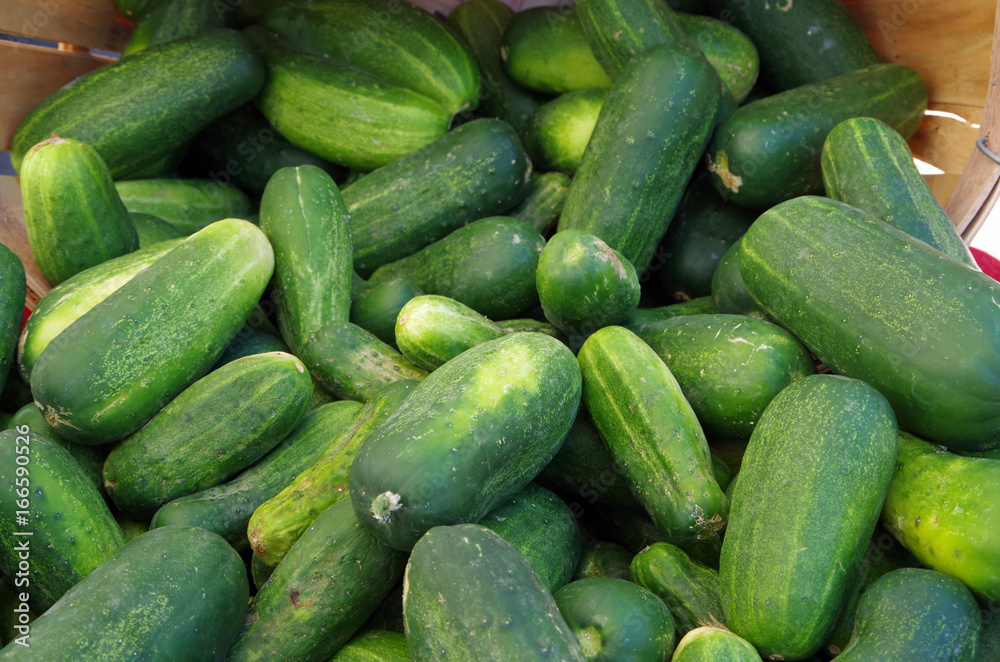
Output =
[
  {"x1": 129, "y1": 212, "x2": 184, "y2": 248},
  {"x1": 574, "y1": 541, "x2": 634, "y2": 581},
  {"x1": 508, "y1": 171, "x2": 571, "y2": 237},
  {"x1": 523, "y1": 88, "x2": 607, "y2": 174},
  {"x1": 0, "y1": 246, "x2": 25, "y2": 391},
  {"x1": 677, "y1": 13, "x2": 758, "y2": 103},
  {"x1": 350, "y1": 278, "x2": 424, "y2": 346},
  {"x1": 630, "y1": 542, "x2": 726, "y2": 636},
  {"x1": 212, "y1": 326, "x2": 288, "y2": 369},
  {"x1": 329, "y1": 630, "x2": 410, "y2": 662},
  {"x1": 394, "y1": 295, "x2": 506, "y2": 372},
  {"x1": 9, "y1": 403, "x2": 106, "y2": 493},
  {"x1": 114, "y1": 177, "x2": 254, "y2": 235},
  {"x1": 670, "y1": 627, "x2": 760, "y2": 662}
]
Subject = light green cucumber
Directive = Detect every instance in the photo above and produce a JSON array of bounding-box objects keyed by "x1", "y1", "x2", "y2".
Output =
[
  {"x1": 394, "y1": 294, "x2": 506, "y2": 371},
  {"x1": 677, "y1": 13, "x2": 759, "y2": 103},
  {"x1": 114, "y1": 177, "x2": 254, "y2": 235},
  {"x1": 524, "y1": 89, "x2": 607, "y2": 174},
  {"x1": 670, "y1": 627, "x2": 760, "y2": 662},
  {"x1": 129, "y1": 212, "x2": 185, "y2": 248},
  {"x1": 329, "y1": 630, "x2": 410, "y2": 661},
  {"x1": 630, "y1": 542, "x2": 726, "y2": 636}
]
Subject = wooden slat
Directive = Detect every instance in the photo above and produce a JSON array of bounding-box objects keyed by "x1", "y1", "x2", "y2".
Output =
[
  {"x1": 0, "y1": 0, "x2": 132, "y2": 52},
  {"x1": 0, "y1": 176, "x2": 49, "y2": 309}
]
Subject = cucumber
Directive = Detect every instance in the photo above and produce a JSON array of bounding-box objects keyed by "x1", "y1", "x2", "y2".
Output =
[
  {"x1": 10, "y1": 29, "x2": 265, "y2": 179},
  {"x1": 342, "y1": 118, "x2": 533, "y2": 278},
  {"x1": 833, "y1": 568, "x2": 981, "y2": 662},
  {"x1": 508, "y1": 171, "x2": 571, "y2": 237},
  {"x1": 709, "y1": 238, "x2": 770, "y2": 321},
  {"x1": 403, "y1": 523, "x2": 587, "y2": 662},
  {"x1": 8, "y1": 403, "x2": 106, "y2": 493},
  {"x1": 394, "y1": 295, "x2": 506, "y2": 372},
  {"x1": 821, "y1": 116, "x2": 978, "y2": 268},
  {"x1": 524, "y1": 89, "x2": 607, "y2": 175},
  {"x1": 719, "y1": 374, "x2": 898, "y2": 660},
  {"x1": 496, "y1": 317, "x2": 568, "y2": 343},
  {"x1": 122, "y1": 0, "x2": 228, "y2": 55},
  {"x1": 30, "y1": 218, "x2": 274, "y2": 445},
  {"x1": 630, "y1": 542, "x2": 726, "y2": 636},
  {"x1": 349, "y1": 332, "x2": 581, "y2": 551},
  {"x1": 330, "y1": 630, "x2": 410, "y2": 662},
  {"x1": 677, "y1": 13, "x2": 758, "y2": 103},
  {"x1": 367, "y1": 216, "x2": 545, "y2": 320},
  {"x1": 227, "y1": 499, "x2": 407, "y2": 662},
  {"x1": 557, "y1": 43, "x2": 721, "y2": 272},
  {"x1": 739, "y1": 195, "x2": 1000, "y2": 451},
  {"x1": 350, "y1": 278, "x2": 424, "y2": 346},
  {"x1": 0, "y1": 428, "x2": 125, "y2": 614},
  {"x1": 577, "y1": 326, "x2": 728, "y2": 547},
  {"x1": 19, "y1": 135, "x2": 139, "y2": 286},
  {"x1": 574, "y1": 541, "x2": 634, "y2": 581},
  {"x1": 212, "y1": 326, "x2": 288, "y2": 369},
  {"x1": 149, "y1": 399, "x2": 362, "y2": 550},
  {"x1": 0, "y1": 246, "x2": 25, "y2": 392},
  {"x1": 705, "y1": 64, "x2": 928, "y2": 209},
  {"x1": 880, "y1": 432, "x2": 1000, "y2": 602},
  {"x1": 115, "y1": 177, "x2": 254, "y2": 235},
  {"x1": 670, "y1": 627, "x2": 760, "y2": 662},
  {"x1": 130, "y1": 212, "x2": 185, "y2": 248},
  {"x1": 259, "y1": 165, "x2": 353, "y2": 354},
  {"x1": 623, "y1": 297, "x2": 716, "y2": 331}
]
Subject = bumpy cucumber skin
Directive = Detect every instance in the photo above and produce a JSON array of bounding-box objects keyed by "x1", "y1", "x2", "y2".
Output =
[
  {"x1": 149, "y1": 399, "x2": 361, "y2": 550},
  {"x1": 0, "y1": 429, "x2": 125, "y2": 614},
  {"x1": 834, "y1": 568, "x2": 981, "y2": 662},
  {"x1": 11, "y1": 29, "x2": 265, "y2": 179},
  {"x1": 330, "y1": 630, "x2": 411, "y2": 662},
  {"x1": 739, "y1": 195, "x2": 1000, "y2": 451},
  {"x1": 30, "y1": 219, "x2": 274, "y2": 445},
  {"x1": 395, "y1": 295, "x2": 506, "y2": 372},
  {"x1": 342, "y1": 118, "x2": 533, "y2": 278},
  {"x1": 719, "y1": 374, "x2": 898, "y2": 661},
  {"x1": 19, "y1": 136, "x2": 139, "y2": 286},
  {"x1": 404, "y1": 524, "x2": 587, "y2": 662},
  {"x1": 350, "y1": 332, "x2": 581, "y2": 551},
  {"x1": 671, "y1": 627, "x2": 760, "y2": 662},
  {"x1": 677, "y1": 13, "x2": 759, "y2": 103},
  {"x1": 524, "y1": 89, "x2": 607, "y2": 175},
  {"x1": 509, "y1": 171, "x2": 571, "y2": 237},
  {"x1": 577, "y1": 326, "x2": 728, "y2": 548},
  {"x1": 260, "y1": 165, "x2": 353, "y2": 354},
  {"x1": 350, "y1": 278, "x2": 424, "y2": 346},
  {"x1": 227, "y1": 498, "x2": 407, "y2": 662},
  {"x1": 880, "y1": 432, "x2": 1000, "y2": 603},
  {"x1": 115, "y1": 177, "x2": 253, "y2": 236},
  {"x1": 558, "y1": 44, "x2": 721, "y2": 273},
  {"x1": 631, "y1": 542, "x2": 726, "y2": 636},
  {"x1": 705, "y1": 64, "x2": 928, "y2": 209},
  {"x1": 367, "y1": 216, "x2": 545, "y2": 320},
  {"x1": 0, "y1": 246, "x2": 25, "y2": 392},
  {"x1": 821, "y1": 116, "x2": 978, "y2": 268}
]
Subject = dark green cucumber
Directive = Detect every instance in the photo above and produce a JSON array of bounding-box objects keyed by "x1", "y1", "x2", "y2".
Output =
[
  {"x1": 248, "y1": 379, "x2": 417, "y2": 567},
  {"x1": 557, "y1": 44, "x2": 721, "y2": 272},
  {"x1": 719, "y1": 374, "x2": 898, "y2": 660},
  {"x1": 350, "y1": 332, "x2": 581, "y2": 551},
  {"x1": 103, "y1": 351, "x2": 312, "y2": 518},
  {"x1": 553, "y1": 577, "x2": 676, "y2": 660},
  {"x1": 11, "y1": 29, "x2": 265, "y2": 179},
  {"x1": 977, "y1": 606, "x2": 1000, "y2": 662},
  {"x1": 630, "y1": 542, "x2": 725, "y2": 635},
  {"x1": 706, "y1": 65, "x2": 928, "y2": 209},
  {"x1": 212, "y1": 326, "x2": 288, "y2": 370},
  {"x1": 445, "y1": 0, "x2": 541, "y2": 132},
  {"x1": 0, "y1": 526, "x2": 247, "y2": 661},
  {"x1": 394, "y1": 295, "x2": 506, "y2": 372},
  {"x1": 524, "y1": 89, "x2": 607, "y2": 175},
  {"x1": 709, "y1": 238, "x2": 770, "y2": 320},
  {"x1": 329, "y1": 630, "x2": 409, "y2": 662},
  {"x1": 122, "y1": 0, "x2": 228, "y2": 55},
  {"x1": 114, "y1": 513, "x2": 149, "y2": 543},
  {"x1": 880, "y1": 432, "x2": 1000, "y2": 602},
  {"x1": 342, "y1": 118, "x2": 533, "y2": 278},
  {"x1": 260, "y1": 165, "x2": 353, "y2": 354},
  {"x1": 500, "y1": 6, "x2": 612, "y2": 95},
  {"x1": 0, "y1": 246, "x2": 24, "y2": 392},
  {"x1": 299, "y1": 321, "x2": 427, "y2": 402},
  {"x1": 508, "y1": 171, "x2": 571, "y2": 237},
  {"x1": 228, "y1": 498, "x2": 407, "y2": 662},
  {"x1": 574, "y1": 541, "x2": 634, "y2": 581},
  {"x1": 706, "y1": 0, "x2": 879, "y2": 91},
  {"x1": 115, "y1": 177, "x2": 254, "y2": 235},
  {"x1": 19, "y1": 135, "x2": 138, "y2": 285},
  {"x1": 677, "y1": 13, "x2": 758, "y2": 103},
  {"x1": 367, "y1": 216, "x2": 545, "y2": 320},
  {"x1": 622, "y1": 297, "x2": 716, "y2": 331},
  {"x1": 350, "y1": 278, "x2": 424, "y2": 346},
  {"x1": 149, "y1": 399, "x2": 361, "y2": 550},
  {"x1": 633, "y1": 314, "x2": 815, "y2": 438},
  {"x1": 403, "y1": 523, "x2": 587, "y2": 662},
  {"x1": 31, "y1": 219, "x2": 273, "y2": 445},
  {"x1": 479, "y1": 483, "x2": 580, "y2": 594},
  {"x1": 670, "y1": 627, "x2": 760, "y2": 662},
  {"x1": 577, "y1": 326, "x2": 728, "y2": 547},
  {"x1": 739, "y1": 195, "x2": 1000, "y2": 451},
  {"x1": 129, "y1": 212, "x2": 185, "y2": 248},
  {"x1": 0, "y1": 428, "x2": 124, "y2": 614},
  {"x1": 259, "y1": 0, "x2": 479, "y2": 116},
  {"x1": 496, "y1": 317, "x2": 569, "y2": 343},
  {"x1": 821, "y1": 116, "x2": 977, "y2": 267},
  {"x1": 834, "y1": 568, "x2": 981, "y2": 662},
  {"x1": 9, "y1": 403, "x2": 106, "y2": 492}
]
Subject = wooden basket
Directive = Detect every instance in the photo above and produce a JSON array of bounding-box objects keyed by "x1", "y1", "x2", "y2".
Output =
[{"x1": 1, "y1": 0, "x2": 998, "y2": 309}]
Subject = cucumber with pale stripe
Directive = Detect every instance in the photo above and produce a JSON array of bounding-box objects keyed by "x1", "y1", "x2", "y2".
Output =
[{"x1": 394, "y1": 295, "x2": 505, "y2": 372}]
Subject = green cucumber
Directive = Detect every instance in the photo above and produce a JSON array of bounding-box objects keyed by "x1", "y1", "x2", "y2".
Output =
[
  {"x1": 880, "y1": 432, "x2": 1000, "y2": 602},
  {"x1": 709, "y1": 238, "x2": 770, "y2": 320},
  {"x1": 739, "y1": 195, "x2": 1000, "y2": 451},
  {"x1": 670, "y1": 627, "x2": 760, "y2": 662},
  {"x1": 706, "y1": 64, "x2": 928, "y2": 209},
  {"x1": 553, "y1": 577, "x2": 676, "y2": 661},
  {"x1": 122, "y1": 0, "x2": 228, "y2": 55},
  {"x1": 557, "y1": 43, "x2": 721, "y2": 272},
  {"x1": 524, "y1": 89, "x2": 607, "y2": 175},
  {"x1": 149, "y1": 399, "x2": 362, "y2": 550},
  {"x1": 10, "y1": 29, "x2": 265, "y2": 179},
  {"x1": 259, "y1": 165, "x2": 353, "y2": 354},
  {"x1": 574, "y1": 541, "x2": 634, "y2": 581},
  {"x1": 350, "y1": 332, "x2": 581, "y2": 551},
  {"x1": 9, "y1": 403, "x2": 106, "y2": 493},
  {"x1": 623, "y1": 297, "x2": 716, "y2": 331},
  {"x1": 577, "y1": 326, "x2": 728, "y2": 547},
  {"x1": 19, "y1": 135, "x2": 138, "y2": 286},
  {"x1": 821, "y1": 116, "x2": 977, "y2": 268},
  {"x1": 330, "y1": 630, "x2": 410, "y2": 662},
  {"x1": 631, "y1": 542, "x2": 725, "y2": 636},
  {"x1": 977, "y1": 606, "x2": 1000, "y2": 662},
  {"x1": 719, "y1": 374, "x2": 898, "y2": 660},
  {"x1": 0, "y1": 246, "x2": 25, "y2": 392},
  {"x1": 342, "y1": 118, "x2": 533, "y2": 278},
  {"x1": 833, "y1": 568, "x2": 981, "y2": 662},
  {"x1": 129, "y1": 212, "x2": 185, "y2": 248},
  {"x1": 0, "y1": 428, "x2": 125, "y2": 614},
  {"x1": 31, "y1": 218, "x2": 273, "y2": 445},
  {"x1": 115, "y1": 177, "x2": 254, "y2": 235},
  {"x1": 496, "y1": 317, "x2": 569, "y2": 343},
  {"x1": 508, "y1": 171, "x2": 571, "y2": 237},
  {"x1": 114, "y1": 513, "x2": 149, "y2": 543},
  {"x1": 350, "y1": 278, "x2": 424, "y2": 346},
  {"x1": 0, "y1": 526, "x2": 248, "y2": 661},
  {"x1": 479, "y1": 483, "x2": 580, "y2": 594},
  {"x1": 394, "y1": 295, "x2": 506, "y2": 372},
  {"x1": 677, "y1": 13, "x2": 758, "y2": 103},
  {"x1": 500, "y1": 6, "x2": 612, "y2": 95},
  {"x1": 367, "y1": 216, "x2": 545, "y2": 320},
  {"x1": 403, "y1": 523, "x2": 587, "y2": 662},
  {"x1": 212, "y1": 326, "x2": 288, "y2": 369}
]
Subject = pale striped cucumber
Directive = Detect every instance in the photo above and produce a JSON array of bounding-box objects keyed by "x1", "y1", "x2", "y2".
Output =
[{"x1": 394, "y1": 295, "x2": 506, "y2": 371}]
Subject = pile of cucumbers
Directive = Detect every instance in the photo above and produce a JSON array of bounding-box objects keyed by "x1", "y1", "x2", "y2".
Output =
[{"x1": 1, "y1": 0, "x2": 999, "y2": 659}]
